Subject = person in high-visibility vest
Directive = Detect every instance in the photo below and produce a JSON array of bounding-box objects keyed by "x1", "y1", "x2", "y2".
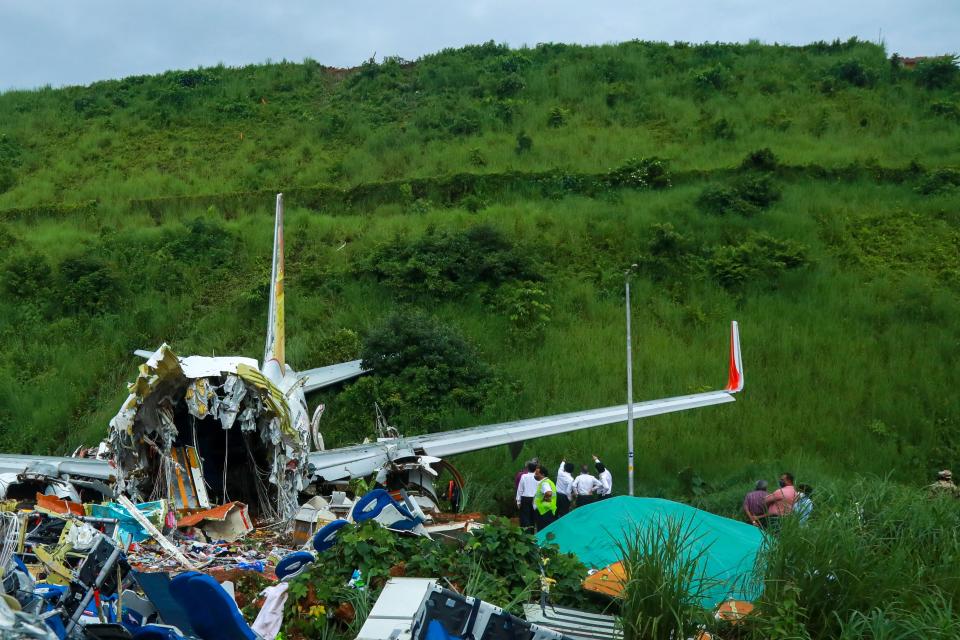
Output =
[{"x1": 534, "y1": 466, "x2": 558, "y2": 532}]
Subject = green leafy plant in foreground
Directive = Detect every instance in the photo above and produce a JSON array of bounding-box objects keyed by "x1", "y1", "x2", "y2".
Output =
[
  {"x1": 616, "y1": 516, "x2": 716, "y2": 640},
  {"x1": 282, "y1": 517, "x2": 590, "y2": 639}
]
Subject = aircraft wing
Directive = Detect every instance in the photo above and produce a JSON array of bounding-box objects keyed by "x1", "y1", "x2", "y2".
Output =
[
  {"x1": 404, "y1": 391, "x2": 736, "y2": 458},
  {"x1": 0, "y1": 454, "x2": 115, "y2": 482},
  {"x1": 306, "y1": 321, "x2": 743, "y2": 483},
  {"x1": 298, "y1": 360, "x2": 367, "y2": 393}
]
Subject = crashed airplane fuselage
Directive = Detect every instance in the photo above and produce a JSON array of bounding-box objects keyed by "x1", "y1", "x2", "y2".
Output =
[{"x1": 105, "y1": 194, "x2": 362, "y2": 520}]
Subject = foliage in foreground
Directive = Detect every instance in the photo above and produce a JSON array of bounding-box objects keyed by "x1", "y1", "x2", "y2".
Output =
[
  {"x1": 610, "y1": 480, "x2": 960, "y2": 640},
  {"x1": 746, "y1": 478, "x2": 960, "y2": 639},
  {"x1": 282, "y1": 517, "x2": 591, "y2": 639},
  {"x1": 617, "y1": 517, "x2": 714, "y2": 640}
]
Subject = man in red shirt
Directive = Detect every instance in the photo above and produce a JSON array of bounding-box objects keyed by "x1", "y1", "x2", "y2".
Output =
[{"x1": 764, "y1": 472, "x2": 797, "y2": 532}]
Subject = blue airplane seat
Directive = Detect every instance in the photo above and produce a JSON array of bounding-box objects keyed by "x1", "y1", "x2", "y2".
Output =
[
  {"x1": 275, "y1": 550, "x2": 316, "y2": 582},
  {"x1": 170, "y1": 572, "x2": 258, "y2": 640},
  {"x1": 312, "y1": 518, "x2": 349, "y2": 553},
  {"x1": 131, "y1": 571, "x2": 196, "y2": 637},
  {"x1": 353, "y1": 489, "x2": 422, "y2": 531},
  {"x1": 132, "y1": 624, "x2": 189, "y2": 640},
  {"x1": 352, "y1": 489, "x2": 395, "y2": 522}
]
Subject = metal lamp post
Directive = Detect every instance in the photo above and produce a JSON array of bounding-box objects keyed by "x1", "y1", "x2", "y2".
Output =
[{"x1": 625, "y1": 265, "x2": 637, "y2": 496}]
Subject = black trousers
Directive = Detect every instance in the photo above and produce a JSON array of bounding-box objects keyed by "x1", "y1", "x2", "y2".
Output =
[
  {"x1": 519, "y1": 496, "x2": 535, "y2": 531},
  {"x1": 557, "y1": 494, "x2": 571, "y2": 518},
  {"x1": 536, "y1": 510, "x2": 556, "y2": 532},
  {"x1": 576, "y1": 495, "x2": 595, "y2": 508}
]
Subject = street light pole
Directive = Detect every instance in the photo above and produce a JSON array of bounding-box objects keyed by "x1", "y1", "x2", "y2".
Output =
[{"x1": 625, "y1": 269, "x2": 635, "y2": 497}]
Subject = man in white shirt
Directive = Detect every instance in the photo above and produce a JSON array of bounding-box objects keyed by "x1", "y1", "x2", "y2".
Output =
[
  {"x1": 594, "y1": 455, "x2": 613, "y2": 498},
  {"x1": 515, "y1": 461, "x2": 539, "y2": 531},
  {"x1": 572, "y1": 464, "x2": 602, "y2": 508},
  {"x1": 555, "y1": 460, "x2": 575, "y2": 517}
]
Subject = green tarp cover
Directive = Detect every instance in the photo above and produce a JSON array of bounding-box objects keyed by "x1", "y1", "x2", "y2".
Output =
[{"x1": 536, "y1": 496, "x2": 763, "y2": 606}]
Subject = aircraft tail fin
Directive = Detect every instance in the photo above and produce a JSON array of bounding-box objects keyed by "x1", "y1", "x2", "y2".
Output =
[
  {"x1": 264, "y1": 193, "x2": 285, "y2": 370},
  {"x1": 725, "y1": 320, "x2": 744, "y2": 393}
]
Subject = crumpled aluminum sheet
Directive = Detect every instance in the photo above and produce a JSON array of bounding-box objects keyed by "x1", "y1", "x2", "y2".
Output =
[{"x1": 218, "y1": 374, "x2": 248, "y2": 430}]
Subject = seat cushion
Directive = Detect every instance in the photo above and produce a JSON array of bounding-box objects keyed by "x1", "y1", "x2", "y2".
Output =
[
  {"x1": 134, "y1": 572, "x2": 196, "y2": 637},
  {"x1": 275, "y1": 551, "x2": 315, "y2": 581},
  {"x1": 311, "y1": 519, "x2": 349, "y2": 553},
  {"x1": 132, "y1": 624, "x2": 188, "y2": 640},
  {"x1": 171, "y1": 573, "x2": 257, "y2": 640}
]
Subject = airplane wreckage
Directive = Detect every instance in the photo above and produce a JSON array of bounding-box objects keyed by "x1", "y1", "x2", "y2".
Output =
[{"x1": 0, "y1": 194, "x2": 744, "y2": 522}]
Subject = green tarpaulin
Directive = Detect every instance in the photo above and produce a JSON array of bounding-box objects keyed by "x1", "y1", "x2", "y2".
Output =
[{"x1": 536, "y1": 496, "x2": 763, "y2": 606}]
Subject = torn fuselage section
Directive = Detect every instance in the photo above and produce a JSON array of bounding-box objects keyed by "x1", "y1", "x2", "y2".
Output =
[
  {"x1": 107, "y1": 345, "x2": 309, "y2": 520},
  {"x1": 306, "y1": 443, "x2": 465, "y2": 514}
]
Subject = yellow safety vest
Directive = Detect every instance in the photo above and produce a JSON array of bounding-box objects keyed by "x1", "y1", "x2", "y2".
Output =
[{"x1": 535, "y1": 478, "x2": 558, "y2": 515}]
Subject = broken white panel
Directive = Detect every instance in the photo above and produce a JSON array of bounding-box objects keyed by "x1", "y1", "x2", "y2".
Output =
[{"x1": 356, "y1": 578, "x2": 436, "y2": 640}]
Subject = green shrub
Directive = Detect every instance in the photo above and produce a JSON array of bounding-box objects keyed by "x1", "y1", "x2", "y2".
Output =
[
  {"x1": 56, "y1": 253, "x2": 122, "y2": 314},
  {"x1": 0, "y1": 134, "x2": 21, "y2": 166},
  {"x1": 515, "y1": 131, "x2": 533, "y2": 154},
  {"x1": 449, "y1": 109, "x2": 482, "y2": 136},
  {"x1": 916, "y1": 167, "x2": 960, "y2": 194},
  {"x1": 710, "y1": 233, "x2": 808, "y2": 289},
  {"x1": 606, "y1": 157, "x2": 671, "y2": 190},
  {"x1": 710, "y1": 117, "x2": 735, "y2": 140},
  {"x1": 494, "y1": 280, "x2": 552, "y2": 340},
  {"x1": 547, "y1": 106, "x2": 569, "y2": 128},
  {"x1": 0, "y1": 166, "x2": 14, "y2": 194},
  {"x1": 829, "y1": 59, "x2": 877, "y2": 87},
  {"x1": 914, "y1": 55, "x2": 959, "y2": 89},
  {"x1": 468, "y1": 148, "x2": 486, "y2": 167},
  {"x1": 692, "y1": 63, "x2": 730, "y2": 91},
  {"x1": 931, "y1": 100, "x2": 960, "y2": 121},
  {"x1": 283, "y1": 516, "x2": 590, "y2": 639},
  {"x1": 697, "y1": 175, "x2": 781, "y2": 216},
  {"x1": 363, "y1": 224, "x2": 539, "y2": 299},
  {"x1": 741, "y1": 147, "x2": 778, "y2": 172},
  {"x1": 1, "y1": 251, "x2": 52, "y2": 300},
  {"x1": 496, "y1": 72, "x2": 526, "y2": 98},
  {"x1": 639, "y1": 223, "x2": 699, "y2": 283},
  {"x1": 311, "y1": 328, "x2": 361, "y2": 365},
  {"x1": 341, "y1": 308, "x2": 506, "y2": 431}
]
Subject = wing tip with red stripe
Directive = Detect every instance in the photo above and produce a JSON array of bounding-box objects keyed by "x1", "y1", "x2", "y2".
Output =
[{"x1": 725, "y1": 320, "x2": 744, "y2": 393}]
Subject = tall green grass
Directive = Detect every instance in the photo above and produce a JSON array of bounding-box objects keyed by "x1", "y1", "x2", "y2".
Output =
[{"x1": 616, "y1": 517, "x2": 715, "y2": 640}]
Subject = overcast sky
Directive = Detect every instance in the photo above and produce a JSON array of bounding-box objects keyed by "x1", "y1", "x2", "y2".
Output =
[{"x1": 1, "y1": 1, "x2": 957, "y2": 91}]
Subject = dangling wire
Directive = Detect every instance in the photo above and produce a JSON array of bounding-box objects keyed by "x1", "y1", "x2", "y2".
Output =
[
  {"x1": 222, "y1": 428, "x2": 230, "y2": 504},
  {"x1": 243, "y1": 434, "x2": 279, "y2": 522}
]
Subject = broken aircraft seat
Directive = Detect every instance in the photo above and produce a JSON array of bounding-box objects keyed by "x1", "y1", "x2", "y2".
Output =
[
  {"x1": 81, "y1": 622, "x2": 187, "y2": 640},
  {"x1": 313, "y1": 518, "x2": 349, "y2": 553},
  {"x1": 274, "y1": 551, "x2": 315, "y2": 582},
  {"x1": 411, "y1": 585, "x2": 573, "y2": 640},
  {"x1": 352, "y1": 489, "x2": 423, "y2": 532},
  {"x1": 274, "y1": 518, "x2": 349, "y2": 581},
  {"x1": 169, "y1": 571, "x2": 262, "y2": 640},
  {"x1": 130, "y1": 572, "x2": 197, "y2": 638}
]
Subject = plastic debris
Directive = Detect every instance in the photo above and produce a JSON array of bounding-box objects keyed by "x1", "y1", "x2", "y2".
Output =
[{"x1": 176, "y1": 502, "x2": 253, "y2": 543}]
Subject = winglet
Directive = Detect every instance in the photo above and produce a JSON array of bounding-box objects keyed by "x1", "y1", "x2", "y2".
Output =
[
  {"x1": 264, "y1": 193, "x2": 285, "y2": 372},
  {"x1": 725, "y1": 320, "x2": 744, "y2": 393}
]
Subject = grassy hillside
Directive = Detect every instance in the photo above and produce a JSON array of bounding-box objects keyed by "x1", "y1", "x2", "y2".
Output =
[{"x1": 0, "y1": 38, "x2": 958, "y2": 513}]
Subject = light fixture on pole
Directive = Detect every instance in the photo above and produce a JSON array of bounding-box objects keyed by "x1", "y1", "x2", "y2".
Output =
[{"x1": 625, "y1": 264, "x2": 638, "y2": 497}]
